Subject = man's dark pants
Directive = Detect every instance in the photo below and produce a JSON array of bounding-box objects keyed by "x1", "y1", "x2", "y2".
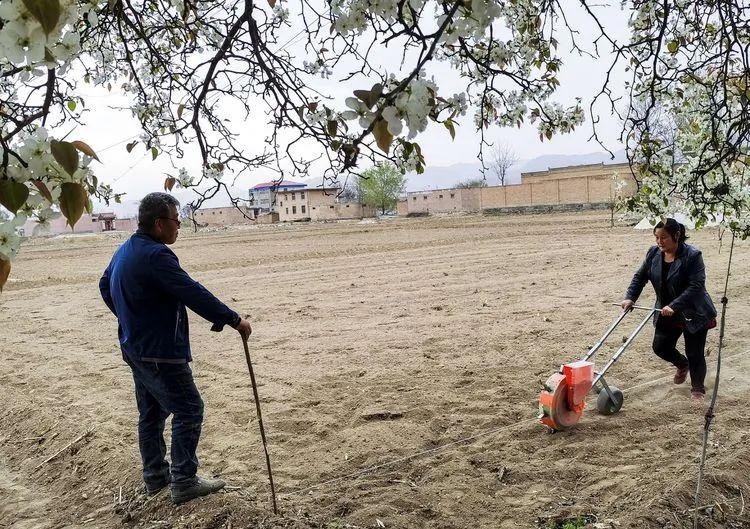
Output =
[
  {"x1": 125, "y1": 357, "x2": 204, "y2": 488},
  {"x1": 652, "y1": 324, "x2": 708, "y2": 393}
]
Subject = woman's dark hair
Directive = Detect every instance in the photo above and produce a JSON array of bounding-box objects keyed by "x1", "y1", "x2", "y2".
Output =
[
  {"x1": 138, "y1": 192, "x2": 180, "y2": 231},
  {"x1": 653, "y1": 217, "x2": 688, "y2": 244}
]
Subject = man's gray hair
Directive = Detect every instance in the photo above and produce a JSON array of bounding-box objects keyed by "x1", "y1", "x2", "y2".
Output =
[{"x1": 138, "y1": 192, "x2": 180, "y2": 231}]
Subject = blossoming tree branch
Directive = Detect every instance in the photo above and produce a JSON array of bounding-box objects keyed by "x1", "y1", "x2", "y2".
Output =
[{"x1": 1, "y1": 0, "x2": 749, "y2": 290}]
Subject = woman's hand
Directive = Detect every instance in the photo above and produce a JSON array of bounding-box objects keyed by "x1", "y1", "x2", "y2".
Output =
[
  {"x1": 661, "y1": 305, "x2": 675, "y2": 317},
  {"x1": 621, "y1": 299, "x2": 635, "y2": 312}
]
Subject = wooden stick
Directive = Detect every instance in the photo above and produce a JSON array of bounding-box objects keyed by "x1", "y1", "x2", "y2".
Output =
[
  {"x1": 34, "y1": 427, "x2": 94, "y2": 470},
  {"x1": 242, "y1": 337, "x2": 279, "y2": 514}
]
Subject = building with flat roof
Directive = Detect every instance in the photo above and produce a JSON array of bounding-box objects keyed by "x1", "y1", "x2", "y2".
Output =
[
  {"x1": 18, "y1": 212, "x2": 137, "y2": 236},
  {"x1": 248, "y1": 180, "x2": 306, "y2": 214},
  {"x1": 276, "y1": 187, "x2": 376, "y2": 222}
]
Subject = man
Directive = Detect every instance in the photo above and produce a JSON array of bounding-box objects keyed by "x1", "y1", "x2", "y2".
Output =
[{"x1": 99, "y1": 192, "x2": 252, "y2": 505}]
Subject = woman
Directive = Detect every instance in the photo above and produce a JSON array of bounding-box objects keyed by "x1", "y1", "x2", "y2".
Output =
[{"x1": 621, "y1": 218, "x2": 717, "y2": 400}]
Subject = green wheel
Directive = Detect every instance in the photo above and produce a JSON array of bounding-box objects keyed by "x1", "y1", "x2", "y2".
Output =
[{"x1": 596, "y1": 385, "x2": 623, "y2": 415}]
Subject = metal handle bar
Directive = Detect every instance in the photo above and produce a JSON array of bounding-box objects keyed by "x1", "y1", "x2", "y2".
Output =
[
  {"x1": 582, "y1": 310, "x2": 629, "y2": 361},
  {"x1": 610, "y1": 302, "x2": 661, "y2": 313},
  {"x1": 582, "y1": 304, "x2": 660, "y2": 362},
  {"x1": 592, "y1": 310, "x2": 654, "y2": 386}
]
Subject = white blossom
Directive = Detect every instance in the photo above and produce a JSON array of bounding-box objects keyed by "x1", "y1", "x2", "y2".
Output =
[
  {"x1": 341, "y1": 97, "x2": 375, "y2": 129},
  {"x1": 0, "y1": 219, "x2": 22, "y2": 261}
]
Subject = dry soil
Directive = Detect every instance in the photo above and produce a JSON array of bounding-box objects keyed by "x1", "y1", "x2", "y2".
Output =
[{"x1": 1, "y1": 212, "x2": 748, "y2": 529}]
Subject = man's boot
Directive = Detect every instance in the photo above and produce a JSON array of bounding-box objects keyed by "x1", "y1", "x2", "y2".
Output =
[
  {"x1": 171, "y1": 476, "x2": 226, "y2": 505},
  {"x1": 145, "y1": 479, "x2": 170, "y2": 496}
]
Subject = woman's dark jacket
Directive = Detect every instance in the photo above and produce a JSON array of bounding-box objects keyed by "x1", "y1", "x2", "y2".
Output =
[{"x1": 625, "y1": 243, "x2": 717, "y2": 334}]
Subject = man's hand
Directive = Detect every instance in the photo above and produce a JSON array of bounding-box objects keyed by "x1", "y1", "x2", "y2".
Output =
[
  {"x1": 234, "y1": 318, "x2": 252, "y2": 340},
  {"x1": 661, "y1": 305, "x2": 675, "y2": 317},
  {"x1": 621, "y1": 299, "x2": 635, "y2": 312}
]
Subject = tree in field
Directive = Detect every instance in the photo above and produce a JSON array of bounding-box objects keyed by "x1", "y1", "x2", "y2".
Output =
[
  {"x1": 489, "y1": 141, "x2": 518, "y2": 186},
  {"x1": 360, "y1": 163, "x2": 405, "y2": 215},
  {"x1": 2, "y1": 1, "x2": 750, "y2": 290},
  {"x1": 456, "y1": 178, "x2": 487, "y2": 189}
]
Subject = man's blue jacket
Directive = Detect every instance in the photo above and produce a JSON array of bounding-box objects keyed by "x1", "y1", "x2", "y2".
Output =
[{"x1": 99, "y1": 231, "x2": 240, "y2": 363}]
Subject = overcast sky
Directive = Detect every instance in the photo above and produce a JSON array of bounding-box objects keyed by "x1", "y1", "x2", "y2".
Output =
[{"x1": 75, "y1": 2, "x2": 631, "y2": 214}]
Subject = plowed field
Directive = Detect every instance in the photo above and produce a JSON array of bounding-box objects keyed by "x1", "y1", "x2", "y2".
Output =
[{"x1": 1, "y1": 212, "x2": 748, "y2": 529}]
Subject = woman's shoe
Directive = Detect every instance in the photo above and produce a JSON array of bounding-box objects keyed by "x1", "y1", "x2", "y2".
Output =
[
  {"x1": 674, "y1": 366, "x2": 689, "y2": 384},
  {"x1": 691, "y1": 390, "x2": 705, "y2": 400}
]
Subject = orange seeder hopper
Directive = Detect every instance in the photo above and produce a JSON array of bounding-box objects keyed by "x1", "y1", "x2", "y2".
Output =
[{"x1": 538, "y1": 305, "x2": 660, "y2": 431}]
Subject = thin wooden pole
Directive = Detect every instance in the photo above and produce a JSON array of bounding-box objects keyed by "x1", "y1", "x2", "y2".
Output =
[
  {"x1": 242, "y1": 337, "x2": 278, "y2": 514},
  {"x1": 693, "y1": 231, "x2": 735, "y2": 529}
]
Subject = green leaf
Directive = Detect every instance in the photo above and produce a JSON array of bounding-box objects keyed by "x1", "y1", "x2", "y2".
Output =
[
  {"x1": 50, "y1": 140, "x2": 80, "y2": 177},
  {"x1": 21, "y1": 0, "x2": 62, "y2": 36},
  {"x1": 177, "y1": 103, "x2": 185, "y2": 119},
  {"x1": 0, "y1": 179, "x2": 30, "y2": 214},
  {"x1": 151, "y1": 147, "x2": 158, "y2": 160},
  {"x1": 71, "y1": 140, "x2": 100, "y2": 162},
  {"x1": 667, "y1": 40, "x2": 678, "y2": 53},
  {"x1": 443, "y1": 119, "x2": 456, "y2": 140},
  {"x1": 0, "y1": 258, "x2": 10, "y2": 293},
  {"x1": 67, "y1": 100, "x2": 76, "y2": 112},
  {"x1": 85, "y1": 197, "x2": 93, "y2": 214},
  {"x1": 126, "y1": 141, "x2": 138, "y2": 153},
  {"x1": 59, "y1": 182, "x2": 88, "y2": 228},
  {"x1": 327, "y1": 120, "x2": 338, "y2": 137}
]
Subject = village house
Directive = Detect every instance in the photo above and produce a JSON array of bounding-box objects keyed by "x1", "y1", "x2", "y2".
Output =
[
  {"x1": 276, "y1": 187, "x2": 376, "y2": 222},
  {"x1": 248, "y1": 180, "x2": 306, "y2": 215},
  {"x1": 18, "y1": 212, "x2": 137, "y2": 237}
]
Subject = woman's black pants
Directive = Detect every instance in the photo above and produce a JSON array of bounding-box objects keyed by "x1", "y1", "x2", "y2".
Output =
[{"x1": 652, "y1": 324, "x2": 708, "y2": 393}]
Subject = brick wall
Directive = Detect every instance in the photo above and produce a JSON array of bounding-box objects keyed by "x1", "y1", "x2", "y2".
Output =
[
  {"x1": 194, "y1": 207, "x2": 255, "y2": 226},
  {"x1": 504, "y1": 184, "x2": 532, "y2": 206},
  {"x1": 481, "y1": 186, "x2": 506, "y2": 208},
  {"x1": 401, "y1": 162, "x2": 637, "y2": 216},
  {"x1": 558, "y1": 176, "x2": 588, "y2": 203},
  {"x1": 397, "y1": 200, "x2": 408, "y2": 216},
  {"x1": 460, "y1": 188, "x2": 482, "y2": 211}
]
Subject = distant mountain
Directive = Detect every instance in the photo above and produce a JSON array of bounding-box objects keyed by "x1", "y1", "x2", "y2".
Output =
[
  {"x1": 517, "y1": 149, "x2": 627, "y2": 173},
  {"x1": 405, "y1": 149, "x2": 627, "y2": 192},
  {"x1": 405, "y1": 162, "x2": 518, "y2": 191}
]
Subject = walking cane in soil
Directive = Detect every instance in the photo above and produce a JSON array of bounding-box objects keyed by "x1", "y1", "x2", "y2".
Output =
[{"x1": 241, "y1": 336, "x2": 279, "y2": 514}]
